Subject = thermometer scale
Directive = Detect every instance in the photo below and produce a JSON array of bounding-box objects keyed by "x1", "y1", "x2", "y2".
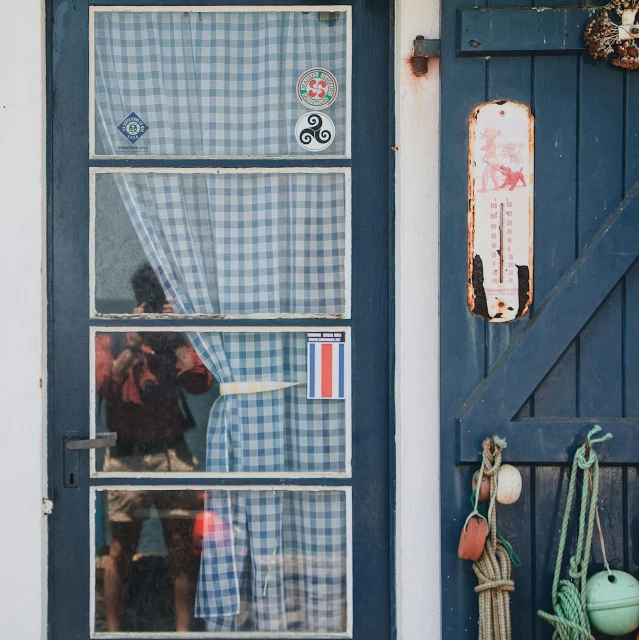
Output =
[{"x1": 468, "y1": 100, "x2": 534, "y2": 322}]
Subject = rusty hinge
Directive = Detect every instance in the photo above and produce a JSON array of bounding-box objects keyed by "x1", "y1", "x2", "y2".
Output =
[{"x1": 411, "y1": 35, "x2": 441, "y2": 76}]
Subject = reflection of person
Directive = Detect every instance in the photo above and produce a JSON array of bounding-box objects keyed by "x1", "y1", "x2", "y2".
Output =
[{"x1": 96, "y1": 263, "x2": 213, "y2": 632}]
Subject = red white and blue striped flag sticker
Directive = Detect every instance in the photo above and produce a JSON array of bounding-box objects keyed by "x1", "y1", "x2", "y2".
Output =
[{"x1": 307, "y1": 332, "x2": 347, "y2": 400}]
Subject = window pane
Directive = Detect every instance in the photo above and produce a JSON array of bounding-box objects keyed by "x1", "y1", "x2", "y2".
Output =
[
  {"x1": 94, "y1": 489, "x2": 349, "y2": 634},
  {"x1": 93, "y1": 10, "x2": 349, "y2": 157},
  {"x1": 94, "y1": 331, "x2": 349, "y2": 475},
  {"x1": 93, "y1": 171, "x2": 349, "y2": 317}
]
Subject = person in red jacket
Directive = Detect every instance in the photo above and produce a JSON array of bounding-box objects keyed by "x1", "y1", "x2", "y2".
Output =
[{"x1": 96, "y1": 263, "x2": 213, "y2": 632}]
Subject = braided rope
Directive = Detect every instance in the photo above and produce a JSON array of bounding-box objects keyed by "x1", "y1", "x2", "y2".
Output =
[
  {"x1": 537, "y1": 425, "x2": 612, "y2": 640},
  {"x1": 473, "y1": 437, "x2": 515, "y2": 640}
]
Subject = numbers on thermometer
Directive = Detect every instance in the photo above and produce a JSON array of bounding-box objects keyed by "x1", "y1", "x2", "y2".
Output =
[{"x1": 489, "y1": 200, "x2": 513, "y2": 287}]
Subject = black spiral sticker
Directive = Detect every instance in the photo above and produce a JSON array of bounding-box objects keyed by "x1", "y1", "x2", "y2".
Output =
[{"x1": 295, "y1": 112, "x2": 335, "y2": 152}]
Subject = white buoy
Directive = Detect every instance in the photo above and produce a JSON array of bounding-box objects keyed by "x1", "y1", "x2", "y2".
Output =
[{"x1": 496, "y1": 464, "x2": 522, "y2": 504}]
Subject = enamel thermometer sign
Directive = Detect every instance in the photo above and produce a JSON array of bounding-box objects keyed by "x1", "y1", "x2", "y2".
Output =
[{"x1": 468, "y1": 100, "x2": 534, "y2": 322}]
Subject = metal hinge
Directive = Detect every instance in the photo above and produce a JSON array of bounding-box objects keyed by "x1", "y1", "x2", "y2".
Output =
[
  {"x1": 411, "y1": 35, "x2": 441, "y2": 76},
  {"x1": 42, "y1": 498, "x2": 54, "y2": 516}
]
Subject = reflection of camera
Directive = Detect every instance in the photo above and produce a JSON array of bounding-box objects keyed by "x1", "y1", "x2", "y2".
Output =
[{"x1": 131, "y1": 263, "x2": 166, "y2": 313}]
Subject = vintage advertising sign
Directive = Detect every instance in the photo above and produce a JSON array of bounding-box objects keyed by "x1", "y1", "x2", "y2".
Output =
[
  {"x1": 468, "y1": 100, "x2": 534, "y2": 322},
  {"x1": 307, "y1": 332, "x2": 347, "y2": 400}
]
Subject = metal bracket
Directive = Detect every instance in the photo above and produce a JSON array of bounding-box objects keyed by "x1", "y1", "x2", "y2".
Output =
[{"x1": 411, "y1": 35, "x2": 441, "y2": 76}]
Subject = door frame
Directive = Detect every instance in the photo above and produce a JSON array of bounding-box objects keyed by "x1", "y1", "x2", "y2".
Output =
[{"x1": 0, "y1": 0, "x2": 443, "y2": 638}]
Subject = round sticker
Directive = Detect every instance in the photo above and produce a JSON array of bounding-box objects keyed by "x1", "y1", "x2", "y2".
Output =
[
  {"x1": 297, "y1": 68, "x2": 339, "y2": 110},
  {"x1": 295, "y1": 112, "x2": 335, "y2": 152}
]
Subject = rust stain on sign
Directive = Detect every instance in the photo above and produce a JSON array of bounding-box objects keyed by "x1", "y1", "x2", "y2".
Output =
[{"x1": 468, "y1": 99, "x2": 534, "y2": 322}]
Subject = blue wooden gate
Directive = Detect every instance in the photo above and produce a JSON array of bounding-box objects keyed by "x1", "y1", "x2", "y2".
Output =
[{"x1": 441, "y1": 3, "x2": 639, "y2": 639}]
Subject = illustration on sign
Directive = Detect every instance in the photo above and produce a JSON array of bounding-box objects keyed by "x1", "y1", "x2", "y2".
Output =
[
  {"x1": 295, "y1": 112, "x2": 335, "y2": 152},
  {"x1": 468, "y1": 100, "x2": 534, "y2": 322},
  {"x1": 117, "y1": 112, "x2": 149, "y2": 144},
  {"x1": 307, "y1": 332, "x2": 347, "y2": 400},
  {"x1": 297, "y1": 68, "x2": 339, "y2": 110}
]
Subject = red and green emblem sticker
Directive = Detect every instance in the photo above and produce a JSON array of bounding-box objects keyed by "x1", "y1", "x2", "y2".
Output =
[{"x1": 297, "y1": 68, "x2": 338, "y2": 110}]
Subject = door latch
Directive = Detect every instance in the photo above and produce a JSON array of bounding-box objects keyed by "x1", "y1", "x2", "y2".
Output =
[
  {"x1": 66, "y1": 433, "x2": 117, "y2": 450},
  {"x1": 64, "y1": 433, "x2": 117, "y2": 488}
]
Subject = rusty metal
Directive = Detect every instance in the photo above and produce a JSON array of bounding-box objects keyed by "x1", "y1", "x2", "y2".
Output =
[{"x1": 411, "y1": 35, "x2": 441, "y2": 76}]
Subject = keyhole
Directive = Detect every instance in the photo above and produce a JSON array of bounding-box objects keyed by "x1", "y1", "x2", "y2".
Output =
[{"x1": 69, "y1": 472, "x2": 75, "y2": 486}]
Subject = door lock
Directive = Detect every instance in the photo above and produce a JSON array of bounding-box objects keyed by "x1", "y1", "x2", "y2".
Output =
[{"x1": 63, "y1": 433, "x2": 117, "y2": 488}]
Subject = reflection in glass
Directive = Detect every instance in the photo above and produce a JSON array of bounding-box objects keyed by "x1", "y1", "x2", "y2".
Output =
[
  {"x1": 95, "y1": 489, "x2": 348, "y2": 634},
  {"x1": 96, "y1": 329, "x2": 347, "y2": 475},
  {"x1": 93, "y1": 10, "x2": 348, "y2": 156},
  {"x1": 93, "y1": 172, "x2": 348, "y2": 316}
]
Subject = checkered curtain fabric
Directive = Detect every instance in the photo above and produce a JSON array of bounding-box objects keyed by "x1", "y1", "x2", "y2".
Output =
[
  {"x1": 93, "y1": 11, "x2": 349, "y2": 630},
  {"x1": 113, "y1": 172, "x2": 347, "y2": 315},
  {"x1": 197, "y1": 490, "x2": 347, "y2": 632},
  {"x1": 102, "y1": 174, "x2": 349, "y2": 631},
  {"x1": 94, "y1": 11, "x2": 348, "y2": 156}
]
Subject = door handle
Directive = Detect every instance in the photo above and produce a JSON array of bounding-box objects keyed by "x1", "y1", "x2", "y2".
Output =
[{"x1": 65, "y1": 433, "x2": 117, "y2": 450}]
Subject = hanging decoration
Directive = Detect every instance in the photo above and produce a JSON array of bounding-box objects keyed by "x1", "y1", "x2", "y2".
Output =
[
  {"x1": 585, "y1": 0, "x2": 639, "y2": 69},
  {"x1": 537, "y1": 425, "x2": 613, "y2": 639},
  {"x1": 459, "y1": 435, "x2": 517, "y2": 640}
]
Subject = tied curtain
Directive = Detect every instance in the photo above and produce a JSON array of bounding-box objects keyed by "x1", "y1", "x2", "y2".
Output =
[
  {"x1": 93, "y1": 10, "x2": 347, "y2": 157},
  {"x1": 94, "y1": 11, "x2": 349, "y2": 633}
]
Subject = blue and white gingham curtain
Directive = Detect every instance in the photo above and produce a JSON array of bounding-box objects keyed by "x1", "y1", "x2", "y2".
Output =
[
  {"x1": 94, "y1": 11, "x2": 347, "y2": 156},
  {"x1": 94, "y1": 11, "x2": 349, "y2": 631},
  {"x1": 99, "y1": 176, "x2": 349, "y2": 633}
]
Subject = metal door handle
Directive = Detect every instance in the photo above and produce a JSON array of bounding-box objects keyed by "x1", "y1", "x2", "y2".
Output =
[{"x1": 66, "y1": 433, "x2": 117, "y2": 450}]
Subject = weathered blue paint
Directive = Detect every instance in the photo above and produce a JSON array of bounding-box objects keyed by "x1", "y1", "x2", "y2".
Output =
[
  {"x1": 458, "y1": 7, "x2": 600, "y2": 56},
  {"x1": 442, "y1": 1, "x2": 639, "y2": 639},
  {"x1": 459, "y1": 180, "x2": 639, "y2": 428},
  {"x1": 48, "y1": 2, "x2": 393, "y2": 639}
]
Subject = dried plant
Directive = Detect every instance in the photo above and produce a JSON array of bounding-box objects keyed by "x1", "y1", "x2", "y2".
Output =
[{"x1": 584, "y1": 0, "x2": 639, "y2": 69}]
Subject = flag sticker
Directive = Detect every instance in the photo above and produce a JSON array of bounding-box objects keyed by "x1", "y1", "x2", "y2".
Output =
[{"x1": 307, "y1": 332, "x2": 347, "y2": 400}]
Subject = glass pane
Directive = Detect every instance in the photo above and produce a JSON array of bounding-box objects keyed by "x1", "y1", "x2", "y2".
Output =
[
  {"x1": 93, "y1": 172, "x2": 349, "y2": 317},
  {"x1": 94, "y1": 331, "x2": 348, "y2": 474},
  {"x1": 93, "y1": 10, "x2": 349, "y2": 157},
  {"x1": 94, "y1": 489, "x2": 348, "y2": 634}
]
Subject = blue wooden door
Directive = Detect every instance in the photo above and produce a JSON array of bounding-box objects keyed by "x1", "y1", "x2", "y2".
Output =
[
  {"x1": 48, "y1": 2, "x2": 392, "y2": 638},
  {"x1": 442, "y1": 3, "x2": 639, "y2": 639}
]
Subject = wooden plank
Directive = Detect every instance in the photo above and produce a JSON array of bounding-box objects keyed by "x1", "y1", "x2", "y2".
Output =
[
  {"x1": 625, "y1": 73, "x2": 639, "y2": 421},
  {"x1": 578, "y1": 59, "x2": 625, "y2": 420},
  {"x1": 531, "y1": 55, "x2": 579, "y2": 421},
  {"x1": 459, "y1": 419, "x2": 639, "y2": 463},
  {"x1": 458, "y1": 7, "x2": 600, "y2": 56},
  {"x1": 483, "y1": 28, "x2": 534, "y2": 637},
  {"x1": 457, "y1": 178, "x2": 639, "y2": 426},
  {"x1": 530, "y1": 44, "x2": 580, "y2": 640},
  {"x1": 440, "y1": 0, "x2": 488, "y2": 635}
]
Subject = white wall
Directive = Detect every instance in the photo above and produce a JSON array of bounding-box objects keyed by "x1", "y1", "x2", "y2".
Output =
[
  {"x1": 0, "y1": 1, "x2": 47, "y2": 639},
  {"x1": 0, "y1": 0, "x2": 442, "y2": 637},
  {"x1": 395, "y1": 0, "x2": 441, "y2": 638}
]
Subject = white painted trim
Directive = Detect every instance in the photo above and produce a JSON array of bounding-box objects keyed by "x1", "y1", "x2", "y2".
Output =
[
  {"x1": 394, "y1": 0, "x2": 442, "y2": 638},
  {"x1": 89, "y1": 6, "x2": 352, "y2": 160},
  {"x1": 89, "y1": 166, "x2": 352, "y2": 320},
  {"x1": 0, "y1": 1, "x2": 47, "y2": 639},
  {"x1": 90, "y1": 486, "x2": 352, "y2": 639},
  {"x1": 89, "y1": 326, "x2": 352, "y2": 479}
]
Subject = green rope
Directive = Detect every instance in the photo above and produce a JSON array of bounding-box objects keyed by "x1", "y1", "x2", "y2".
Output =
[{"x1": 537, "y1": 425, "x2": 612, "y2": 640}]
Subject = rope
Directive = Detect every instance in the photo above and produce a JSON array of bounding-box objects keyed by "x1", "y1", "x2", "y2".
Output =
[
  {"x1": 473, "y1": 436, "x2": 515, "y2": 640},
  {"x1": 537, "y1": 425, "x2": 612, "y2": 640}
]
